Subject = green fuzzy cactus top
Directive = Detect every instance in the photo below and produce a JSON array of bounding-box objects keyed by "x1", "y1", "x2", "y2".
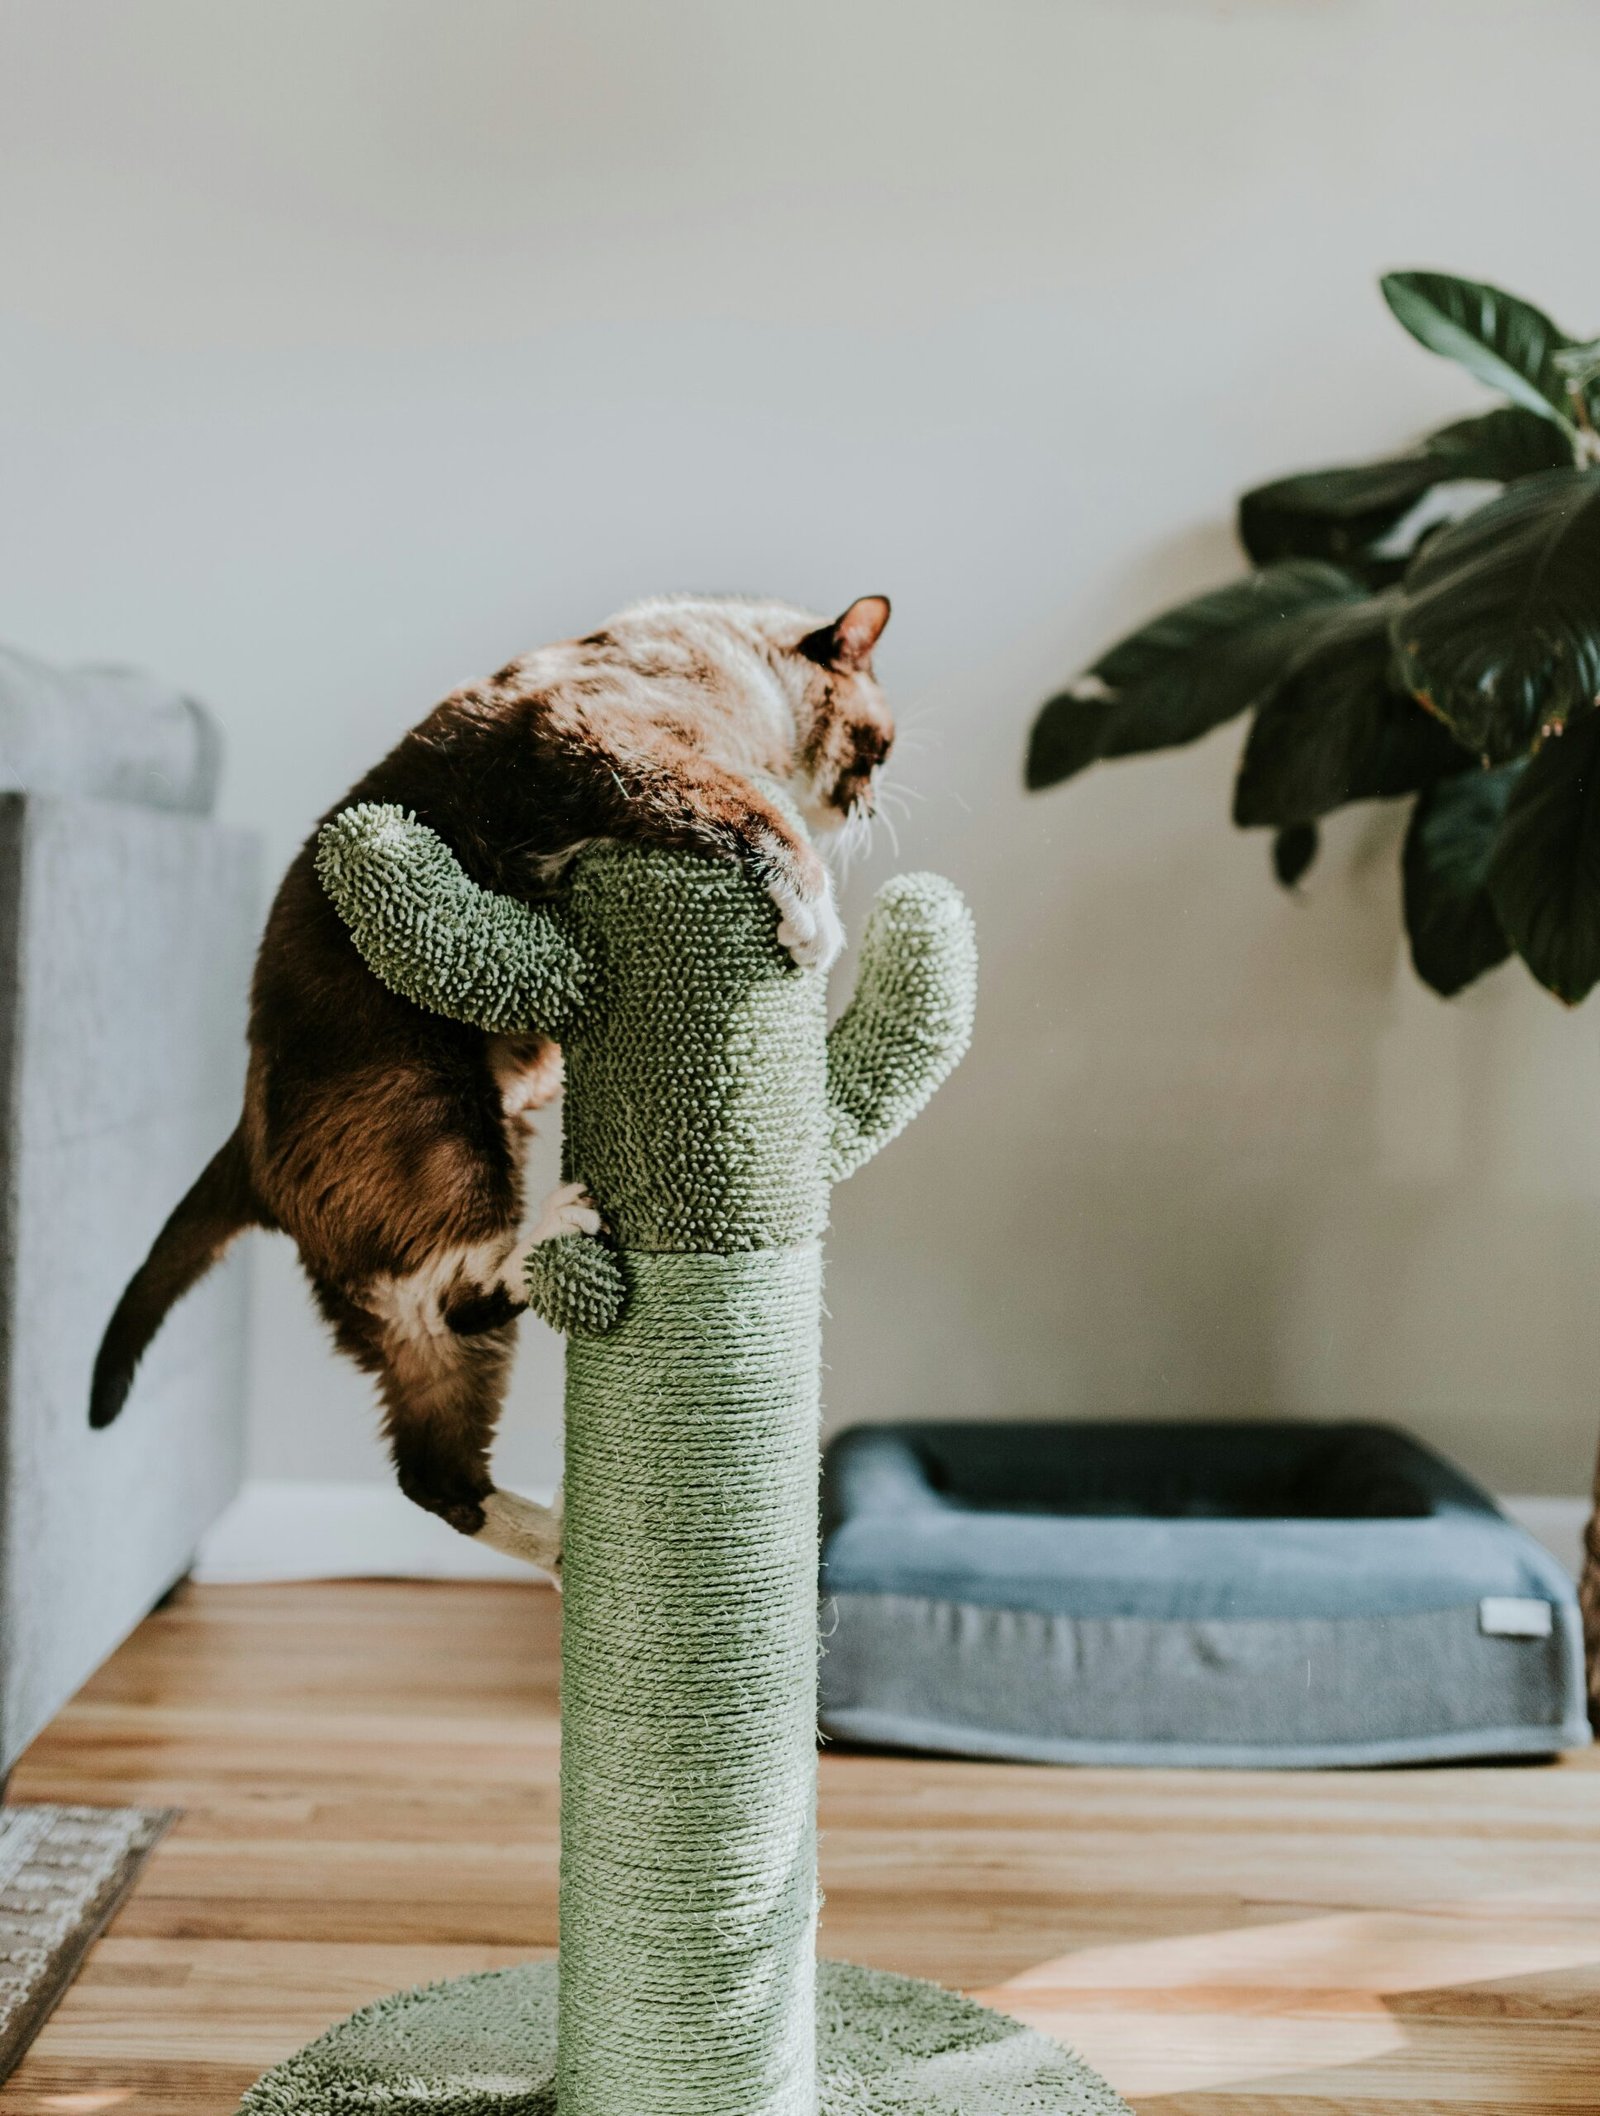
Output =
[{"x1": 316, "y1": 801, "x2": 976, "y2": 1315}]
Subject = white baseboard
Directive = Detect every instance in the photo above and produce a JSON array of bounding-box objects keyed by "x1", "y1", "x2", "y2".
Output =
[
  {"x1": 196, "y1": 1480, "x2": 1590, "y2": 1588},
  {"x1": 194, "y1": 1479, "x2": 558, "y2": 1583}
]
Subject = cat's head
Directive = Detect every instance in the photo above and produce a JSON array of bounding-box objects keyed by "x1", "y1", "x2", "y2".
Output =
[
  {"x1": 782, "y1": 595, "x2": 894, "y2": 836},
  {"x1": 579, "y1": 591, "x2": 896, "y2": 841}
]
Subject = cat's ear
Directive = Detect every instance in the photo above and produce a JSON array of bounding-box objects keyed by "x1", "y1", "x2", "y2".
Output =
[{"x1": 799, "y1": 595, "x2": 891, "y2": 672}]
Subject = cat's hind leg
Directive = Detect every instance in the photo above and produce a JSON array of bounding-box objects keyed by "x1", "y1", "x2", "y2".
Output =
[
  {"x1": 319, "y1": 1262, "x2": 562, "y2": 1578},
  {"x1": 379, "y1": 1317, "x2": 564, "y2": 1576},
  {"x1": 477, "y1": 1485, "x2": 564, "y2": 1573},
  {"x1": 324, "y1": 1184, "x2": 600, "y2": 1577}
]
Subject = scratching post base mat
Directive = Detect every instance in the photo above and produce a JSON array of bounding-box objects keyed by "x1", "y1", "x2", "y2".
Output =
[
  {"x1": 239, "y1": 1956, "x2": 1128, "y2": 2114},
  {"x1": 0, "y1": 1803, "x2": 175, "y2": 2081}
]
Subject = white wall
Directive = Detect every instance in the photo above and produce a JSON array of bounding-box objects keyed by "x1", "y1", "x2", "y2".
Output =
[{"x1": 4, "y1": 0, "x2": 1597, "y2": 1501}]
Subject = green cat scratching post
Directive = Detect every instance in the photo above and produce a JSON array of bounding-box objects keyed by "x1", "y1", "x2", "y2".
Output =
[{"x1": 241, "y1": 806, "x2": 1128, "y2": 2116}]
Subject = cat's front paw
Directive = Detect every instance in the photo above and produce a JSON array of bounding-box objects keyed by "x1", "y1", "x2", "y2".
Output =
[
  {"x1": 527, "y1": 1178, "x2": 602, "y2": 1245},
  {"x1": 768, "y1": 868, "x2": 845, "y2": 971}
]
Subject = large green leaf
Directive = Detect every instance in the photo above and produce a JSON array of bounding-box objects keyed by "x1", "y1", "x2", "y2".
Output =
[
  {"x1": 1026, "y1": 561, "x2": 1365, "y2": 789},
  {"x1": 1391, "y1": 466, "x2": 1600, "y2": 761},
  {"x1": 1381, "y1": 271, "x2": 1577, "y2": 429},
  {"x1": 1402, "y1": 765, "x2": 1521, "y2": 996},
  {"x1": 1239, "y1": 455, "x2": 1454, "y2": 572},
  {"x1": 1488, "y1": 708, "x2": 1600, "y2": 1003},
  {"x1": 1238, "y1": 407, "x2": 1573, "y2": 570},
  {"x1": 1233, "y1": 594, "x2": 1474, "y2": 827},
  {"x1": 1425, "y1": 406, "x2": 1579, "y2": 479},
  {"x1": 1272, "y1": 822, "x2": 1319, "y2": 888}
]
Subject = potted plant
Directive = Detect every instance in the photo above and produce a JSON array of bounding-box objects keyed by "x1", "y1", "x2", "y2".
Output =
[{"x1": 1026, "y1": 269, "x2": 1600, "y2": 1724}]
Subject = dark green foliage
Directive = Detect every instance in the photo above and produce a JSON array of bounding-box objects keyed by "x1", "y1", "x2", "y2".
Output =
[
  {"x1": 1233, "y1": 595, "x2": 1473, "y2": 829},
  {"x1": 1402, "y1": 767, "x2": 1520, "y2": 996},
  {"x1": 1380, "y1": 271, "x2": 1579, "y2": 428},
  {"x1": 1239, "y1": 455, "x2": 1453, "y2": 574},
  {"x1": 1488, "y1": 710, "x2": 1600, "y2": 1003},
  {"x1": 1027, "y1": 267, "x2": 1600, "y2": 1009},
  {"x1": 1025, "y1": 563, "x2": 1364, "y2": 790},
  {"x1": 1272, "y1": 823, "x2": 1319, "y2": 888},
  {"x1": 1238, "y1": 408, "x2": 1571, "y2": 573},
  {"x1": 1425, "y1": 406, "x2": 1578, "y2": 479},
  {"x1": 1392, "y1": 468, "x2": 1600, "y2": 760}
]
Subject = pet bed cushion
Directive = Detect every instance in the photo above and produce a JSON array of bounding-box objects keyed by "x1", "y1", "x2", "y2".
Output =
[{"x1": 818, "y1": 1420, "x2": 1589, "y2": 1767}]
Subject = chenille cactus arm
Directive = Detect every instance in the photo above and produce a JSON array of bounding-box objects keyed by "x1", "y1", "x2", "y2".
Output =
[
  {"x1": 522, "y1": 1233, "x2": 627, "y2": 1339},
  {"x1": 825, "y1": 871, "x2": 978, "y2": 1182},
  {"x1": 315, "y1": 802, "x2": 588, "y2": 1038}
]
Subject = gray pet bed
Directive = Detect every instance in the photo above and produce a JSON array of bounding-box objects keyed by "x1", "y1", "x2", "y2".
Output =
[{"x1": 819, "y1": 1420, "x2": 1590, "y2": 1767}]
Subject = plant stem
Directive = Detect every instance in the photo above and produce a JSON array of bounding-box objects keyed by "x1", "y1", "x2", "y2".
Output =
[{"x1": 1565, "y1": 380, "x2": 1600, "y2": 466}]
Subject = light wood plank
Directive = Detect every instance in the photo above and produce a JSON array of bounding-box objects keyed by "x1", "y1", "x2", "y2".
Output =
[{"x1": 3, "y1": 1579, "x2": 1595, "y2": 2112}]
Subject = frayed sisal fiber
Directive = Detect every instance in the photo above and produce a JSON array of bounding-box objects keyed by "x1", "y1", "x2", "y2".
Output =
[{"x1": 241, "y1": 806, "x2": 1122, "y2": 2116}]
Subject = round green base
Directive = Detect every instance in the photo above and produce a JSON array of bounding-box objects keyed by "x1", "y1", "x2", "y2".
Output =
[{"x1": 238, "y1": 1956, "x2": 1128, "y2": 2115}]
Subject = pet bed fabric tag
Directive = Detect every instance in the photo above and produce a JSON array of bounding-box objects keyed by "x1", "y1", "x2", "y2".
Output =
[{"x1": 1478, "y1": 1596, "x2": 1553, "y2": 1638}]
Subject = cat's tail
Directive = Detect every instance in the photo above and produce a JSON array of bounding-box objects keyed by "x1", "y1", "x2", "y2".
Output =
[{"x1": 89, "y1": 1128, "x2": 260, "y2": 1429}]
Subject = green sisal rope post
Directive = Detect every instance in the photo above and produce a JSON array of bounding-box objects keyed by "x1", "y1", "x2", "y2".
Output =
[{"x1": 241, "y1": 803, "x2": 1128, "y2": 2116}]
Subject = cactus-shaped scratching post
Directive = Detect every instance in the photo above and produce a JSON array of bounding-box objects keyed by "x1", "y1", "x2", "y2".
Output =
[{"x1": 240, "y1": 808, "x2": 1127, "y2": 2116}]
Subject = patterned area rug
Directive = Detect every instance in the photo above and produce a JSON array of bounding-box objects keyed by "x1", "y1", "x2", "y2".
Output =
[{"x1": 0, "y1": 1803, "x2": 175, "y2": 2081}]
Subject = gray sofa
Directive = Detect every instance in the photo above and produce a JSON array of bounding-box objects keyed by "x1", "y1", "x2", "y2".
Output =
[{"x1": 0, "y1": 646, "x2": 258, "y2": 1777}]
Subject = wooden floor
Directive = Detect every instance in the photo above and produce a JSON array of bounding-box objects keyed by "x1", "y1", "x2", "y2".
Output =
[{"x1": 4, "y1": 1581, "x2": 1597, "y2": 2113}]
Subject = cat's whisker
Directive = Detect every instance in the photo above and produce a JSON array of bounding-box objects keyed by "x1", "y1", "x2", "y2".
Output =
[
  {"x1": 827, "y1": 803, "x2": 878, "y2": 880},
  {"x1": 873, "y1": 772, "x2": 921, "y2": 835},
  {"x1": 892, "y1": 723, "x2": 943, "y2": 756}
]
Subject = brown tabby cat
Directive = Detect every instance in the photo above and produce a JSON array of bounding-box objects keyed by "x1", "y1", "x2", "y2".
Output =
[{"x1": 90, "y1": 594, "x2": 893, "y2": 1570}]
